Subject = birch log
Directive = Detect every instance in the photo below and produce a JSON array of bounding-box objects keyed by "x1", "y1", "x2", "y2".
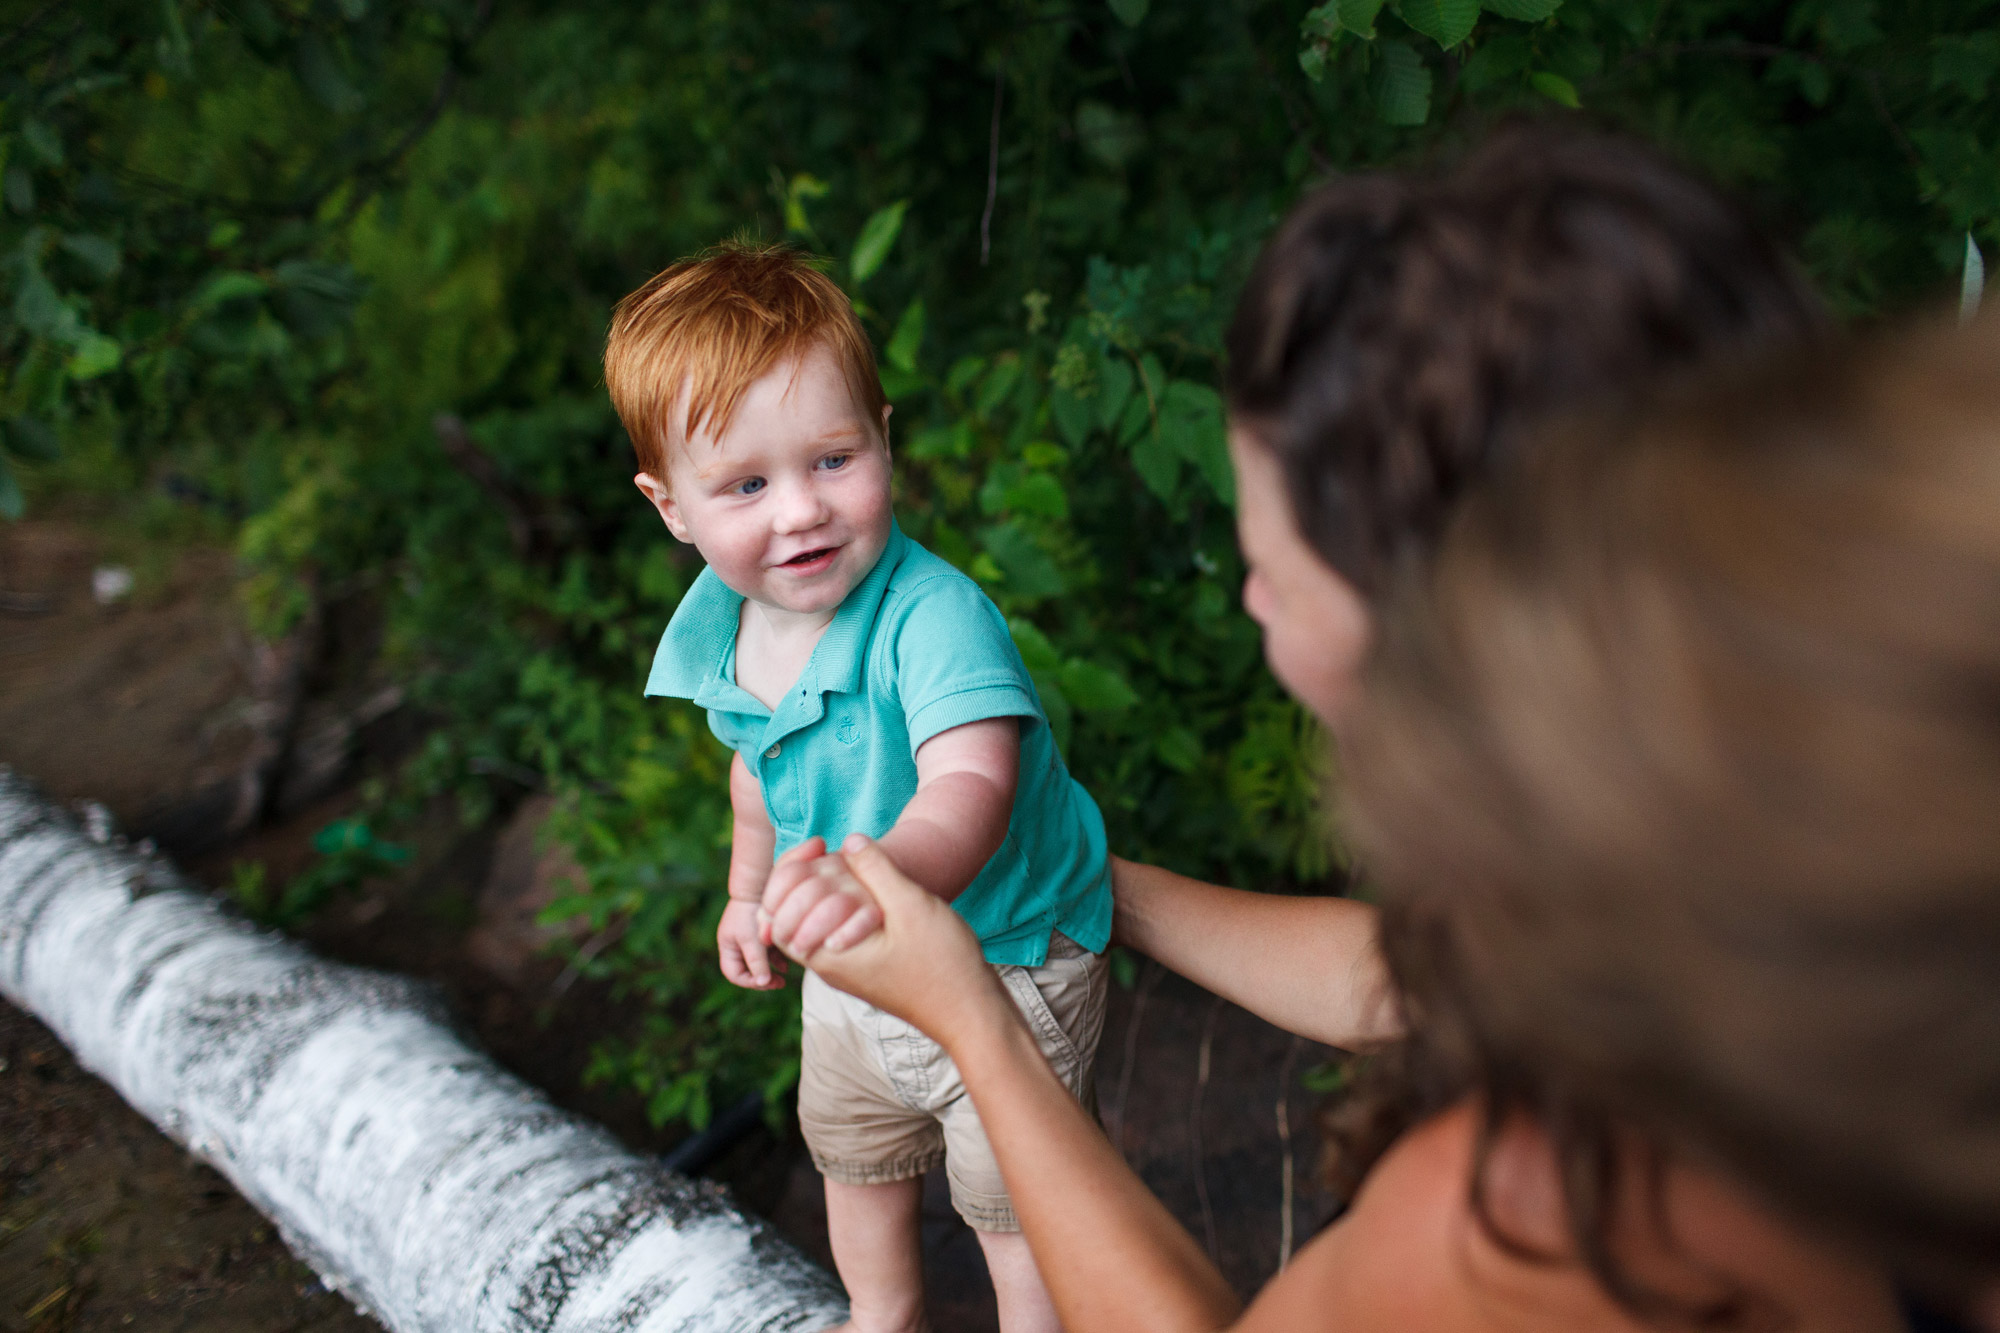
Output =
[{"x1": 0, "y1": 770, "x2": 847, "y2": 1333}]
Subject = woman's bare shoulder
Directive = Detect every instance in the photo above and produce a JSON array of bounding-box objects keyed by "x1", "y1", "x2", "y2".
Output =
[{"x1": 1233, "y1": 1102, "x2": 1903, "y2": 1333}]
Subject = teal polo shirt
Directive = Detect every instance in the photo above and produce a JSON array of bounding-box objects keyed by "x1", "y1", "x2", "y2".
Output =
[{"x1": 645, "y1": 523, "x2": 1111, "y2": 966}]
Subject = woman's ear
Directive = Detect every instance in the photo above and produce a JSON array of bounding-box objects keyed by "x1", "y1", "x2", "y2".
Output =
[{"x1": 633, "y1": 472, "x2": 692, "y2": 543}]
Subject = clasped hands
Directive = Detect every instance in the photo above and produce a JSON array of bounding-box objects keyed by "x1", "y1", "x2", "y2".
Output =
[{"x1": 746, "y1": 834, "x2": 1000, "y2": 1040}]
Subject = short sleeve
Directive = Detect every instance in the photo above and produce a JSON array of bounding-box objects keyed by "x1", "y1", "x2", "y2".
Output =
[{"x1": 883, "y1": 573, "x2": 1043, "y2": 754}]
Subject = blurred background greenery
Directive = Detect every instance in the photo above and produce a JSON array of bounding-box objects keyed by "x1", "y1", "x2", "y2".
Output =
[{"x1": 3, "y1": 0, "x2": 1995, "y2": 1129}]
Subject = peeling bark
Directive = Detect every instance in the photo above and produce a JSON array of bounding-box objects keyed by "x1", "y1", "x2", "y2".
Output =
[{"x1": 0, "y1": 770, "x2": 846, "y2": 1333}]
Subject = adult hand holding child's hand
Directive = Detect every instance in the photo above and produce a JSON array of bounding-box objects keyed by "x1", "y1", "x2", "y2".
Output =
[
  {"x1": 759, "y1": 836, "x2": 883, "y2": 958},
  {"x1": 764, "y1": 834, "x2": 1004, "y2": 1046}
]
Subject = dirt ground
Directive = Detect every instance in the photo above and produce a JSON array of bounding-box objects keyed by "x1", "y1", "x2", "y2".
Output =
[{"x1": 0, "y1": 522, "x2": 1344, "y2": 1332}]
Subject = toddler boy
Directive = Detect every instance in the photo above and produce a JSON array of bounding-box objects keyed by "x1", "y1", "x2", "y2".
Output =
[{"x1": 605, "y1": 243, "x2": 1112, "y2": 1333}]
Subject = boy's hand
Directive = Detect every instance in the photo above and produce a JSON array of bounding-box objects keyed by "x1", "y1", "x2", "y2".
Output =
[
  {"x1": 718, "y1": 898, "x2": 785, "y2": 990},
  {"x1": 761, "y1": 836, "x2": 885, "y2": 958}
]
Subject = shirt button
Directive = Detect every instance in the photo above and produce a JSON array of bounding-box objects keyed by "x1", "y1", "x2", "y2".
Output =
[{"x1": 764, "y1": 744, "x2": 781, "y2": 759}]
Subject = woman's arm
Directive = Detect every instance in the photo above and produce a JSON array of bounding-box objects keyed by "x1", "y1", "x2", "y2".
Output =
[
  {"x1": 1112, "y1": 856, "x2": 1399, "y2": 1051},
  {"x1": 772, "y1": 835, "x2": 1242, "y2": 1332}
]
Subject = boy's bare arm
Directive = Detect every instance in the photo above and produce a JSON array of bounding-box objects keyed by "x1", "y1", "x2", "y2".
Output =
[
  {"x1": 1111, "y1": 856, "x2": 1399, "y2": 1051},
  {"x1": 720, "y1": 752, "x2": 784, "y2": 989},
  {"x1": 760, "y1": 717, "x2": 1018, "y2": 958},
  {"x1": 874, "y1": 716, "x2": 1018, "y2": 900}
]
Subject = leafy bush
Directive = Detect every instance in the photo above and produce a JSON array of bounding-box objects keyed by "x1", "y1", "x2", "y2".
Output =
[{"x1": 4, "y1": 0, "x2": 1995, "y2": 1126}]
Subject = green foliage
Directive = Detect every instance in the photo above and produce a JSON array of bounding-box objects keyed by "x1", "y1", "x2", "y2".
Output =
[{"x1": 5, "y1": 0, "x2": 1996, "y2": 1133}]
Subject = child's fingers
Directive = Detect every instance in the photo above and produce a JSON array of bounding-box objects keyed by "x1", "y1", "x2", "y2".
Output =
[
  {"x1": 738, "y1": 923, "x2": 775, "y2": 988},
  {"x1": 765, "y1": 868, "x2": 840, "y2": 951},
  {"x1": 718, "y1": 937, "x2": 757, "y2": 988},
  {"x1": 760, "y1": 845, "x2": 821, "y2": 916},
  {"x1": 786, "y1": 891, "x2": 867, "y2": 960},
  {"x1": 822, "y1": 902, "x2": 884, "y2": 953}
]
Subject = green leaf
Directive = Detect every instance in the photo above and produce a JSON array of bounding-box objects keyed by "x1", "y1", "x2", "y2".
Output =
[
  {"x1": 1340, "y1": 0, "x2": 1388, "y2": 30},
  {"x1": 1060, "y1": 659, "x2": 1139, "y2": 714},
  {"x1": 1108, "y1": 0, "x2": 1148, "y2": 26},
  {"x1": 58, "y1": 233, "x2": 120, "y2": 279},
  {"x1": 1306, "y1": 0, "x2": 1384, "y2": 36},
  {"x1": 3, "y1": 417, "x2": 58, "y2": 462},
  {"x1": 885, "y1": 298, "x2": 924, "y2": 373},
  {"x1": 1481, "y1": 0, "x2": 1561, "y2": 19},
  {"x1": 1076, "y1": 101, "x2": 1146, "y2": 172},
  {"x1": 1932, "y1": 33, "x2": 2000, "y2": 101},
  {"x1": 295, "y1": 32, "x2": 362, "y2": 114},
  {"x1": 19, "y1": 119, "x2": 63, "y2": 167},
  {"x1": 1156, "y1": 726, "x2": 1204, "y2": 773},
  {"x1": 1963, "y1": 233, "x2": 1986, "y2": 325},
  {"x1": 1373, "y1": 41, "x2": 1433, "y2": 125},
  {"x1": 1008, "y1": 618, "x2": 1063, "y2": 674},
  {"x1": 999, "y1": 471, "x2": 1070, "y2": 521},
  {"x1": 1529, "y1": 70, "x2": 1581, "y2": 108},
  {"x1": 783, "y1": 173, "x2": 829, "y2": 236},
  {"x1": 65, "y1": 332, "x2": 123, "y2": 380},
  {"x1": 1396, "y1": 0, "x2": 1479, "y2": 49},
  {"x1": 1051, "y1": 388, "x2": 1095, "y2": 449},
  {"x1": 192, "y1": 270, "x2": 268, "y2": 309},
  {"x1": 13, "y1": 265, "x2": 77, "y2": 340},
  {"x1": 1095, "y1": 356, "x2": 1135, "y2": 433},
  {"x1": 0, "y1": 455, "x2": 20, "y2": 521},
  {"x1": 1158, "y1": 380, "x2": 1233, "y2": 504},
  {"x1": 3, "y1": 166, "x2": 33, "y2": 215},
  {"x1": 1460, "y1": 31, "x2": 1532, "y2": 92},
  {"x1": 849, "y1": 199, "x2": 909, "y2": 285},
  {"x1": 980, "y1": 522, "x2": 1066, "y2": 601},
  {"x1": 975, "y1": 354, "x2": 1022, "y2": 418},
  {"x1": 1130, "y1": 430, "x2": 1181, "y2": 502}
]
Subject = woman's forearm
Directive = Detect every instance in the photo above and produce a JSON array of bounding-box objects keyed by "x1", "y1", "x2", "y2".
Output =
[
  {"x1": 948, "y1": 988, "x2": 1243, "y2": 1333},
  {"x1": 1112, "y1": 856, "x2": 1399, "y2": 1051}
]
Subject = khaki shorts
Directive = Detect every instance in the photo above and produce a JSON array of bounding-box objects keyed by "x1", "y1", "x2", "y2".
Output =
[{"x1": 797, "y1": 933, "x2": 1109, "y2": 1232}]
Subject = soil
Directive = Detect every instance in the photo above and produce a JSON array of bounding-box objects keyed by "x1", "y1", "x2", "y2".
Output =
[{"x1": 0, "y1": 522, "x2": 1346, "y2": 1332}]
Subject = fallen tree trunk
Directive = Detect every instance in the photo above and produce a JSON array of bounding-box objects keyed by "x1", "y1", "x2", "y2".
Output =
[{"x1": 0, "y1": 769, "x2": 845, "y2": 1333}]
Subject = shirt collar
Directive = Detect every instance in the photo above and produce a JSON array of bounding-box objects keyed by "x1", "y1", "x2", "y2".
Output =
[{"x1": 643, "y1": 521, "x2": 910, "y2": 706}]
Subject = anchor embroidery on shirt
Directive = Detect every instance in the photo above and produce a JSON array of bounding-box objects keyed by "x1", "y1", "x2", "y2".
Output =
[{"x1": 836, "y1": 714, "x2": 861, "y2": 745}]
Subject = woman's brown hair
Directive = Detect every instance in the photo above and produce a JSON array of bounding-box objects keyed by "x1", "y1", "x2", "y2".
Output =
[
  {"x1": 1339, "y1": 312, "x2": 2000, "y2": 1316},
  {"x1": 1225, "y1": 121, "x2": 1823, "y2": 598}
]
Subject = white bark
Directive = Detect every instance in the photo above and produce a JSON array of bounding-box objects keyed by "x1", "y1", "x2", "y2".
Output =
[{"x1": 0, "y1": 769, "x2": 846, "y2": 1333}]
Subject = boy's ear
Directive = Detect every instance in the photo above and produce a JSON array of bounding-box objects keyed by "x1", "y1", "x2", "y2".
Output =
[
  {"x1": 633, "y1": 472, "x2": 693, "y2": 543},
  {"x1": 879, "y1": 403, "x2": 893, "y2": 459}
]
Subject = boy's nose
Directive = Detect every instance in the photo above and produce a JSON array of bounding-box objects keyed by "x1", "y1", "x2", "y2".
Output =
[{"x1": 770, "y1": 478, "x2": 831, "y2": 533}]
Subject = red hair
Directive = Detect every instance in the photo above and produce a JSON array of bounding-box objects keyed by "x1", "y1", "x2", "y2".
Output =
[{"x1": 605, "y1": 242, "x2": 885, "y2": 480}]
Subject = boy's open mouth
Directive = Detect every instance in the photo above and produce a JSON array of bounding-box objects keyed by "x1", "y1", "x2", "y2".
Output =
[{"x1": 781, "y1": 546, "x2": 837, "y2": 567}]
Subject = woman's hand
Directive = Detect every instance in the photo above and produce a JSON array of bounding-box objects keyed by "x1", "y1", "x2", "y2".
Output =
[{"x1": 763, "y1": 833, "x2": 1007, "y2": 1050}]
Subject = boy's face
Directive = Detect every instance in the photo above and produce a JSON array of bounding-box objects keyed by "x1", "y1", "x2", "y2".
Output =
[
  {"x1": 635, "y1": 341, "x2": 893, "y2": 620},
  {"x1": 1230, "y1": 425, "x2": 1373, "y2": 728}
]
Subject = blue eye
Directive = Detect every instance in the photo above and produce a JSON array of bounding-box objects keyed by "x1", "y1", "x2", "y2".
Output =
[
  {"x1": 820, "y1": 453, "x2": 850, "y2": 472},
  {"x1": 736, "y1": 477, "x2": 766, "y2": 496}
]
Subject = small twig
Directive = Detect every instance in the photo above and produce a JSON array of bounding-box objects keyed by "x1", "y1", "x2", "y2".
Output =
[
  {"x1": 1190, "y1": 994, "x2": 1222, "y2": 1264},
  {"x1": 980, "y1": 61, "x2": 1005, "y2": 267},
  {"x1": 550, "y1": 920, "x2": 627, "y2": 998},
  {"x1": 1112, "y1": 959, "x2": 1163, "y2": 1157},
  {"x1": 1277, "y1": 1034, "x2": 1304, "y2": 1270}
]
